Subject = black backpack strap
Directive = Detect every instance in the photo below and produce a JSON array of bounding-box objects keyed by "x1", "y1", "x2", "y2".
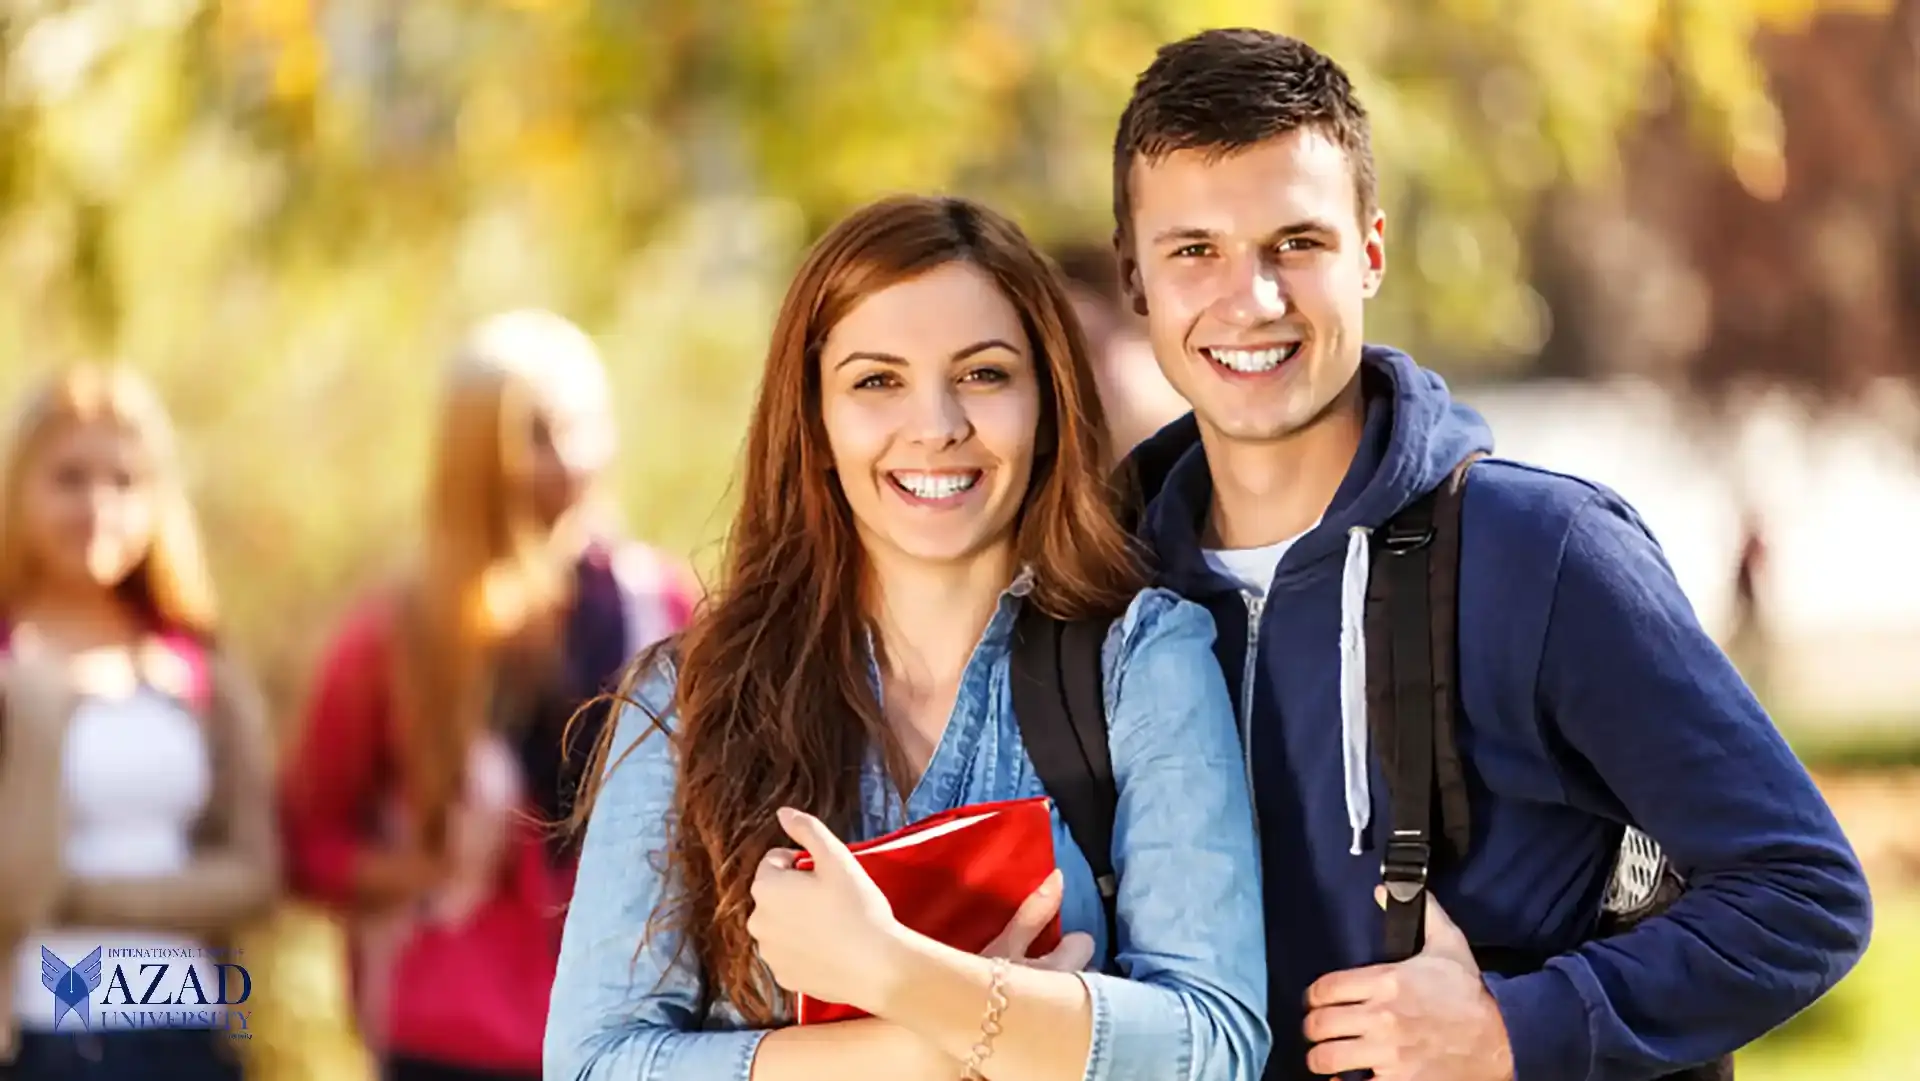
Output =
[
  {"x1": 1364, "y1": 459, "x2": 1734, "y2": 1081},
  {"x1": 1010, "y1": 603, "x2": 1120, "y2": 949},
  {"x1": 1368, "y1": 455, "x2": 1478, "y2": 962}
]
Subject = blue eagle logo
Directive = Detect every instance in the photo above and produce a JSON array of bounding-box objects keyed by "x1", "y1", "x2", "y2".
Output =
[{"x1": 41, "y1": 946, "x2": 104, "y2": 1030}]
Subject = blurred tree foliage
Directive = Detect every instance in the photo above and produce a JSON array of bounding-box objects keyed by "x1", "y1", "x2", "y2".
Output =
[
  {"x1": 0, "y1": 0, "x2": 1903, "y2": 762},
  {"x1": 1, "y1": 1, "x2": 1884, "y2": 654},
  {"x1": 0, "y1": 3, "x2": 1901, "y2": 1079},
  {"x1": 1531, "y1": 0, "x2": 1920, "y2": 412}
]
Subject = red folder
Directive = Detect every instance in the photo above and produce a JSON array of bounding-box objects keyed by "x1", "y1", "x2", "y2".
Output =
[{"x1": 791, "y1": 795, "x2": 1061, "y2": 1025}]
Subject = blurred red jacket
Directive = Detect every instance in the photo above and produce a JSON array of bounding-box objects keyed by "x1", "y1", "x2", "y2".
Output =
[{"x1": 279, "y1": 540, "x2": 696, "y2": 1074}]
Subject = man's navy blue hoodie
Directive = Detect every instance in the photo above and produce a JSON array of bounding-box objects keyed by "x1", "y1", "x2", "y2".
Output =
[{"x1": 1127, "y1": 346, "x2": 1872, "y2": 1081}]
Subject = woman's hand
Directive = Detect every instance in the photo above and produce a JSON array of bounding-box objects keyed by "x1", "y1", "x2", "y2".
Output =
[
  {"x1": 747, "y1": 809, "x2": 1096, "y2": 1014},
  {"x1": 422, "y1": 735, "x2": 522, "y2": 927},
  {"x1": 985, "y1": 870, "x2": 1097, "y2": 973},
  {"x1": 746, "y1": 808, "x2": 907, "y2": 1013}
]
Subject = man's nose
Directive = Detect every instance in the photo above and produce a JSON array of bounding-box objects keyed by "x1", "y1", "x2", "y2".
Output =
[{"x1": 1214, "y1": 253, "x2": 1290, "y2": 326}]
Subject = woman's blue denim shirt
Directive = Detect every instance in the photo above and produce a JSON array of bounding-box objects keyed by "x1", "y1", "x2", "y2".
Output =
[{"x1": 545, "y1": 584, "x2": 1270, "y2": 1081}]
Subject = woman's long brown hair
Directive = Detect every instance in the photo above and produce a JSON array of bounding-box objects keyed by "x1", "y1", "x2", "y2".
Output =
[
  {"x1": 569, "y1": 195, "x2": 1145, "y2": 1023},
  {"x1": 395, "y1": 315, "x2": 593, "y2": 854}
]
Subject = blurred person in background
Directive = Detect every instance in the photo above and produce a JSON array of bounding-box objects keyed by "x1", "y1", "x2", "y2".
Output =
[
  {"x1": 279, "y1": 311, "x2": 698, "y2": 1081},
  {"x1": 546, "y1": 195, "x2": 1268, "y2": 1081},
  {"x1": 1728, "y1": 507, "x2": 1772, "y2": 695},
  {"x1": 1051, "y1": 242, "x2": 1190, "y2": 462},
  {"x1": 0, "y1": 364, "x2": 277, "y2": 1081}
]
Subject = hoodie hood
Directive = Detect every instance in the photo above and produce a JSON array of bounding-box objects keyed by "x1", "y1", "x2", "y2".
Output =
[
  {"x1": 1127, "y1": 344, "x2": 1494, "y2": 857},
  {"x1": 1132, "y1": 345, "x2": 1495, "y2": 600}
]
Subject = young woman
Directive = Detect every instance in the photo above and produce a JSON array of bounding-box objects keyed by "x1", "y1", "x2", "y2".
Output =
[
  {"x1": 280, "y1": 310, "x2": 698, "y2": 1081},
  {"x1": 547, "y1": 196, "x2": 1270, "y2": 1081},
  {"x1": 0, "y1": 365, "x2": 277, "y2": 1080}
]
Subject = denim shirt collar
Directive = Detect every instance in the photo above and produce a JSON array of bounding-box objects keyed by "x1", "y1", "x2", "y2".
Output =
[
  {"x1": 859, "y1": 564, "x2": 1036, "y2": 698},
  {"x1": 856, "y1": 565, "x2": 1038, "y2": 822}
]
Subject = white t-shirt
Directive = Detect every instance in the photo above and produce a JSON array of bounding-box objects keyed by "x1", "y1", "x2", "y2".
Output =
[
  {"x1": 14, "y1": 688, "x2": 218, "y2": 1031},
  {"x1": 1202, "y1": 520, "x2": 1320, "y2": 599}
]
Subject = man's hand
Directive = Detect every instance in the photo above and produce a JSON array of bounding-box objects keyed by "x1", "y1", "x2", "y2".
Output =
[{"x1": 1302, "y1": 888, "x2": 1516, "y2": 1081}]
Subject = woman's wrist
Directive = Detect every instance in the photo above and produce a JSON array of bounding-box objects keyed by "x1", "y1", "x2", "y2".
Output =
[
  {"x1": 858, "y1": 923, "x2": 1093, "y2": 1080},
  {"x1": 863, "y1": 926, "x2": 1004, "y2": 1036},
  {"x1": 863, "y1": 920, "x2": 929, "y2": 1020},
  {"x1": 960, "y1": 957, "x2": 1012, "y2": 1079}
]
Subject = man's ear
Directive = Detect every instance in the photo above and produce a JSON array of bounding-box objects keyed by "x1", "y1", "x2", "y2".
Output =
[
  {"x1": 1115, "y1": 229, "x2": 1148, "y2": 317},
  {"x1": 1360, "y1": 208, "x2": 1387, "y2": 300}
]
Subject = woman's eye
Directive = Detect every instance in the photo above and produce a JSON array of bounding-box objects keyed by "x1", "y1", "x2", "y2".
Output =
[
  {"x1": 853, "y1": 372, "x2": 897, "y2": 390},
  {"x1": 961, "y1": 367, "x2": 1009, "y2": 385}
]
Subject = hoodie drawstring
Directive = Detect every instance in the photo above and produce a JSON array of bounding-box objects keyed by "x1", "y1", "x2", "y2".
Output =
[{"x1": 1339, "y1": 526, "x2": 1372, "y2": 856}]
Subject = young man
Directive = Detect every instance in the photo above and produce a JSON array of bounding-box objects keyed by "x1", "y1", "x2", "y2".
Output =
[{"x1": 1111, "y1": 28, "x2": 1872, "y2": 1081}]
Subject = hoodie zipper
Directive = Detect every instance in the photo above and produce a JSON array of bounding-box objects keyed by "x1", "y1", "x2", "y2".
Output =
[{"x1": 1238, "y1": 592, "x2": 1265, "y2": 826}]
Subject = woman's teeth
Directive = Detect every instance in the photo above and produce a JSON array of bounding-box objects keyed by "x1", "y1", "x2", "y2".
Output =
[
  {"x1": 890, "y1": 471, "x2": 981, "y2": 499},
  {"x1": 1206, "y1": 343, "x2": 1301, "y2": 373}
]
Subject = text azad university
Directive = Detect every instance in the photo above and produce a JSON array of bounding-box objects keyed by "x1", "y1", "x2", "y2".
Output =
[{"x1": 46, "y1": 945, "x2": 255, "y2": 1037}]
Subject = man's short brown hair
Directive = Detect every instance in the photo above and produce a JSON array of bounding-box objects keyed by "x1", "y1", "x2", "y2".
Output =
[{"x1": 1112, "y1": 29, "x2": 1377, "y2": 239}]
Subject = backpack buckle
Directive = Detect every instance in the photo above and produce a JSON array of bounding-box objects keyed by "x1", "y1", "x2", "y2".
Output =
[
  {"x1": 1380, "y1": 836, "x2": 1431, "y2": 903},
  {"x1": 1382, "y1": 524, "x2": 1435, "y2": 553}
]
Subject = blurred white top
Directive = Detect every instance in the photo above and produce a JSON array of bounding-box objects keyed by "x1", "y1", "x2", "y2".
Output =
[{"x1": 15, "y1": 689, "x2": 213, "y2": 1030}]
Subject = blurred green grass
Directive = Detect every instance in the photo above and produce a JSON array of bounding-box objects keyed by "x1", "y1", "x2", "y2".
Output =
[
  {"x1": 1779, "y1": 712, "x2": 1920, "y2": 773},
  {"x1": 1734, "y1": 699, "x2": 1920, "y2": 1076},
  {"x1": 1742, "y1": 711, "x2": 1919, "y2": 1078},
  {"x1": 1735, "y1": 892, "x2": 1920, "y2": 1079}
]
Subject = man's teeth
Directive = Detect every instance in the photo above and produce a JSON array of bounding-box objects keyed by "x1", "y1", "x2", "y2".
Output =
[
  {"x1": 1207, "y1": 344, "x2": 1299, "y2": 373},
  {"x1": 893, "y1": 472, "x2": 980, "y2": 499}
]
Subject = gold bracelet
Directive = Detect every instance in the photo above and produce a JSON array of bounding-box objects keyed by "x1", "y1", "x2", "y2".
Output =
[{"x1": 960, "y1": 956, "x2": 1012, "y2": 1080}]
